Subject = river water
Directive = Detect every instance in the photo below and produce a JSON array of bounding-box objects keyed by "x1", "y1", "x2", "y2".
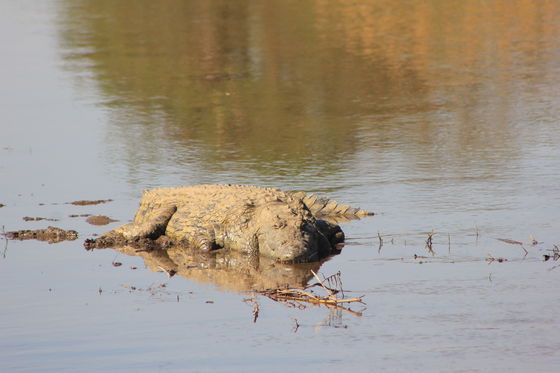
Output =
[{"x1": 1, "y1": 1, "x2": 560, "y2": 372}]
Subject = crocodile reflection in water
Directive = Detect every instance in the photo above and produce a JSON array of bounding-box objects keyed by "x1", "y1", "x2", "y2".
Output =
[{"x1": 102, "y1": 244, "x2": 325, "y2": 292}]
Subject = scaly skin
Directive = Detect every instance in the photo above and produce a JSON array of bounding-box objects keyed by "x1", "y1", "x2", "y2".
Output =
[{"x1": 87, "y1": 185, "x2": 372, "y2": 262}]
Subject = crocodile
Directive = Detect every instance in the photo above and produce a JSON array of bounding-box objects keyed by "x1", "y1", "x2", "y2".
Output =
[{"x1": 85, "y1": 184, "x2": 372, "y2": 263}]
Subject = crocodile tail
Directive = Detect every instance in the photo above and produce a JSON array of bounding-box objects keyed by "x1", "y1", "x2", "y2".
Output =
[{"x1": 291, "y1": 192, "x2": 373, "y2": 219}]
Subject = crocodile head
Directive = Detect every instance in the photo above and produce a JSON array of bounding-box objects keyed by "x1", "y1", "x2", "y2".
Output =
[{"x1": 255, "y1": 201, "x2": 344, "y2": 262}]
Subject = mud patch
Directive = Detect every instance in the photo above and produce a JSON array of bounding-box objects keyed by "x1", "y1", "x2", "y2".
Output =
[
  {"x1": 22, "y1": 216, "x2": 59, "y2": 222},
  {"x1": 68, "y1": 199, "x2": 113, "y2": 206},
  {"x1": 86, "y1": 215, "x2": 118, "y2": 226},
  {"x1": 5, "y1": 226, "x2": 78, "y2": 243}
]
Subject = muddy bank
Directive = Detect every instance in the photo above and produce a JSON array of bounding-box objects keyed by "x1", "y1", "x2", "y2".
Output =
[
  {"x1": 22, "y1": 216, "x2": 59, "y2": 222},
  {"x1": 68, "y1": 199, "x2": 112, "y2": 206},
  {"x1": 5, "y1": 226, "x2": 78, "y2": 243},
  {"x1": 85, "y1": 215, "x2": 118, "y2": 225}
]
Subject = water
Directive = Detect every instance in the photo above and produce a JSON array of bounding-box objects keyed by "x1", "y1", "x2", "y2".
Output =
[{"x1": 1, "y1": 1, "x2": 560, "y2": 372}]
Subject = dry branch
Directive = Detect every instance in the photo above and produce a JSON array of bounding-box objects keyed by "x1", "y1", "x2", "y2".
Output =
[
  {"x1": 254, "y1": 271, "x2": 364, "y2": 315},
  {"x1": 497, "y1": 238, "x2": 523, "y2": 245},
  {"x1": 496, "y1": 238, "x2": 528, "y2": 255}
]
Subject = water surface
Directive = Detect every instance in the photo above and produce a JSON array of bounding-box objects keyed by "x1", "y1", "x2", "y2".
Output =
[{"x1": 1, "y1": 1, "x2": 560, "y2": 372}]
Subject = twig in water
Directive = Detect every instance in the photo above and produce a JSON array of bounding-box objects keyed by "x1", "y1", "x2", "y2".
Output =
[
  {"x1": 548, "y1": 247, "x2": 560, "y2": 271},
  {"x1": 425, "y1": 232, "x2": 436, "y2": 256},
  {"x1": 377, "y1": 232, "x2": 383, "y2": 253},
  {"x1": 242, "y1": 296, "x2": 260, "y2": 322},
  {"x1": 496, "y1": 238, "x2": 528, "y2": 255},
  {"x1": 448, "y1": 233, "x2": 451, "y2": 253},
  {"x1": 323, "y1": 271, "x2": 345, "y2": 298},
  {"x1": 292, "y1": 318, "x2": 300, "y2": 332},
  {"x1": 2, "y1": 225, "x2": 8, "y2": 259},
  {"x1": 261, "y1": 288, "x2": 363, "y2": 305},
  {"x1": 497, "y1": 238, "x2": 523, "y2": 245},
  {"x1": 314, "y1": 308, "x2": 348, "y2": 330},
  {"x1": 530, "y1": 235, "x2": 538, "y2": 246},
  {"x1": 251, "y1": 296, "x2": 260, "y2": 323},
  {"x1": 256, "y1": 271, "x2": 364, "y2": 315},
  {"x1": 543, "y1": 245, "x2": 560, "y2": 262},
  {"x1": 157, "y1": 266, "x2": 177, "y2": 278},
  {"x1": 487, "y1": 253, "x2": 507, "y2": 264},
  {"x1": 310, "y1": 269, "x2": 337, "y2": 298}
]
